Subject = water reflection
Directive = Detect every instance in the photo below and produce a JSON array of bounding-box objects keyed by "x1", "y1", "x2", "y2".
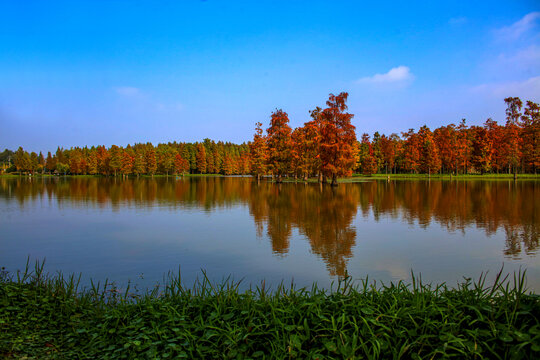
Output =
[{"x1": 1, "y1": 177, "x2": 538, "y2": 276}]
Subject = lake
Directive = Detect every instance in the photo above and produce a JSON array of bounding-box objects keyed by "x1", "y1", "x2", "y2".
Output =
[{"x1": 1, "y1": 176, "x2": 538, "y2": 292}]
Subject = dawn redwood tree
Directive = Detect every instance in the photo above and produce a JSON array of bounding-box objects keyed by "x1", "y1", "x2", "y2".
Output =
[
  {"x1": 212, "y1": 148, "x2": 222, "y2": 174},
  {"x1": 45, "y1": 151, "x2": 56, "y2": 174},
  {"x1": 504, "y1": 97, "x2": 523, "y2": 175},
  {"x1": 360, "y1": 136, "x2": 378, "y2": 176},
  {"x1": 249, "y1": 122, "x2": 267, "y2": 181},
  {"x1": 196, "y1": 143, "x2": 207, "y2": 174},
  {"x1": 379, "y1": 134, "x2": 395, "y2": 175},
  {"x1": 485, "y1": 119, "x2": 505, "y2": 173},
  {"x1": 471, "y1": 126, "x2": 492, "y2": 174},
  {"x1": 239, "y1": 152, "x2": 251, "y2": 175},
  {"x1": 291, "y1": 127, "x2": 316, "y2": 179},
  {"x1": 434, "y1": 124, "x2": 457, "y2": 174},
  {"x1": 418, "y1": 125, "x2": 441, "y2": 175},
  {"x1": 109, "y1": 145, "x2": 122, "y2": 177},
  {"x1": 402, "y1": 129, "x2": 420, "y2": 173},
  {"x1": 223, "y1": 154, "x2": 234, "y2": 175},
  {"x1": 266, "y1": 109, "x2": 292, "y2": 183},
  {"x1": 291, "y1": 124, "x2": 320, "y2": 180},
  {"x1": 133, "y1": 151, "x2": 146, "y2": 178},
  {"x1": 120, "y1": 148, "x2": 134, "y2": 178},
  {"x1": 174, "y1": 153, "x2": 189, "y2": 175},
  {"x1": 145, "y1": 146, "x2": 157, "y2": 177},
  {"x1": 319, "y1": 92, "x2": 357, "y2": 186},
  {"x1": 158, "y1": 145, "x2": 175, "y2": 176},
  {"x1": 29, "y1": 152, "x2": 38, "y2": 174},
  {"x1": 55, "y1": 147, "x2": 66, "y2": 167},
  {"x1": 305, "y1": 107, "x2": 324, "y2": 181},
  {"x1": 13, "y1": 147, "x2": 30, "y2": 174},
  {"x1": 521, "y1": 101, "x2": 540, "y2": 173},
  {"x1": 390, "y1": 133, "x2": 403, "y2": 174},
  {"x1": 96, "y1": 146, "x2": 110, "y2": 176},
  {"x1": 356, "y1": 133, "x2": 370, "y2": 173},
  {"x1": 455, "y1": 120, "x2": 471, "y2": 174},
  {"x1": 87, "y1": 148, "x2": 98, "y2": 175},
  {"x1": 371, "y1": 132, "x2": 383, "y2": 172},
  {"x1": 69, "y1": 148, "x2": 82, "y2": 174},
  {"x1": 79, "y1": 149, "x2": 88, "y2": 174},
  {"x1": 37, "y1": 152, "x2": 45, "y2": 174}
]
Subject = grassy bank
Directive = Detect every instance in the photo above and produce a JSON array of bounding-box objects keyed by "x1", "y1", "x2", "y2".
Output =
[
  {"x1": 3, "y1": 173, "x2": 539, "y2": 182},
  {"x1": 279, "y1": 173, "x2": 540, "y2": 184},
  {"x1": 1, "y1": 264, "x2": 539, "y2": 359},
  {"x1": 0, "y1": 173, "x2": 223, "y2": 178},
  {"x1": 352, "y1": 173, "x2": 540, "y2": 181}
]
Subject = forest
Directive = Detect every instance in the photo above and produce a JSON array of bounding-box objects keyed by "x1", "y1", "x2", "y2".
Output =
[{"x1": 2, "y1": 95, "x2": 539, "y2": 180}]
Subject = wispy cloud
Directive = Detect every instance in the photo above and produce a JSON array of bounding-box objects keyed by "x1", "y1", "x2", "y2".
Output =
[
  {"x1": 449, "y1": 16, "x2": 467, "y2": 26},
  {"x1": 471, "y1": 76, "x2": 540, "y2": 99},
  {"x1": 356, "y1": 66, "x2": 414, "y2": 84},
  {"x1": 113, "y1": 86, "x2": 184, "y2": 114},
  {"x1": 496, "y1": 12, "x2": 540, "y2": 41},
  {"x1": 114, "y1": 86, "x2": 141, "y2": 97},
  {"x1": 497, "y1": 44, "x2": 540, "y2": 73}
]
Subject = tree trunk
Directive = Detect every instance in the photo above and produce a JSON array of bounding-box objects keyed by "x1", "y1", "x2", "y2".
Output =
[{"x1": 331, "y1": 173, "x2": 338, "y2": 187}]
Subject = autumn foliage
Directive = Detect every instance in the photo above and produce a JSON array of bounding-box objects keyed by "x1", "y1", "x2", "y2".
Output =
[{"x1": 6, "y1": 96, "x2": 539, "y2": 179}]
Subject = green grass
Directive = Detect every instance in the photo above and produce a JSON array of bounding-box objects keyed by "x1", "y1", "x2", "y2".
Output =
[
  {"x1": 1, "y1": 262, "x2": 539, "y2": 359},
  {"x1": 266, "y1": 173, "x2": 540, "y2": 184},
  {"x1": 352, "y1": 173, "x2": 540, "y2": 181},
  {"x1": 0, "y1": 173, "x2": 226, "y2": 178}
]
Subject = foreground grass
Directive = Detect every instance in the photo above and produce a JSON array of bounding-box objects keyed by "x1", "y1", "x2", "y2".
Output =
[{"x1": 1, "y1": 264, "x2": 539, "y2": 359}]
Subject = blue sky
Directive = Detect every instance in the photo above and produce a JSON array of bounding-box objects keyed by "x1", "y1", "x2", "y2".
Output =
[{"x1": 1, "y1": 0, "x2": 539, "y2": 153}]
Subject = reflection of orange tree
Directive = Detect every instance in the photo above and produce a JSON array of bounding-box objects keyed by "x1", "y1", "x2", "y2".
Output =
[
  {"x1": 294, "y1": 184, "x2": 358, "y2": 277},
  {"x1": 357, "y1": 180, "x2": 539, "y2": 258},
  {"x1": 504, "y1": 225, "x2": 539, "y2": 259},
  {"x1": 247, "y1": 182, "x2": 358, "y2": 277},
  {"x1": 1, "y1": 177, "x2": 538, "y2": 260}
]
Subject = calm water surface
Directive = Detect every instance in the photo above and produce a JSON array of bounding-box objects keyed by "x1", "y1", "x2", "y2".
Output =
[{"x1": 1, "y1": 177, "x2": 539, "y2": 291}]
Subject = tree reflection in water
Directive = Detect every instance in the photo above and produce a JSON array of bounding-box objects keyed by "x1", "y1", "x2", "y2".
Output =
[{"x1": 1, "y1": 177, "x2": 538, "y2": 276}]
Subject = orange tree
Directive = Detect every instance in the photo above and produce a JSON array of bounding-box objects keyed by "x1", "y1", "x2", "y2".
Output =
[
  {"x1": 266, "y1": 109, "x2": 292, "y2": 183},
  {"x1": 319, "y1": 93, "x2": 357, "y2": 186},
  {"x1": 250, "y1": 122, "x2": 267, "y2": 181}
]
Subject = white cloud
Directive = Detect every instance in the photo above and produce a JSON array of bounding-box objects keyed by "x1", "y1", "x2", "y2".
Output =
[
  {"x1": 496, "y1": 12, "x2": 540, "y2": 41},
  {"x1": 114, "y1": 86, "x2": 141, "y2": 97},
  {"x1": 471, "y1": 76, "x2": 540, "y2": 99},
  {"x1": 356, "y1": 66, "x2": 414, "y2": 84}
]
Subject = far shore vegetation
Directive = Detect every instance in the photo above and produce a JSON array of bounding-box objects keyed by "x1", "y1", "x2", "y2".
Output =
[
  {"x1": 1, "y1": 96, "x2": 538, "y2": 184},
  {"x1": 1, "y1": 261, "x2": 539, "y2": 359}
]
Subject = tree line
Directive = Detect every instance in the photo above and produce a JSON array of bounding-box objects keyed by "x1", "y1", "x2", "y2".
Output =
[
  {"x1": 355, "y1": 97, "x2": 539, "y2": 176},
  {"x1": 3, "y1": 95, "x2": 539, "y2": 179},
  {"x1": 7, "y1": 140, "x2": 251, "y2": 178},
  {"x1": 250, "y1": 95, "x2": 539, "y2": 180}
]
